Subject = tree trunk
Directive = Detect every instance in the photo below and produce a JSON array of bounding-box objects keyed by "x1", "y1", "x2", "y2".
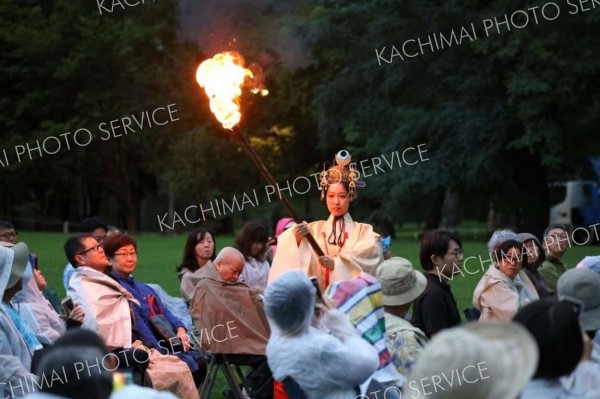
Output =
[
  {"x1": 440, "y1": 188, "x2": 459, "y2": 230},
  {"x1": 510, "y1": 151, "x2": 549, "y2": 238},
  {"x1": 424, "y1": 187, "x2": 445, "y2": 230}
]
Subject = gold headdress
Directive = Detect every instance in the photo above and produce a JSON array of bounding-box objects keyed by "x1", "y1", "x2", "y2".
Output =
[{"x1": 319, "y1": 150, "x2": 365, "y2": 202}]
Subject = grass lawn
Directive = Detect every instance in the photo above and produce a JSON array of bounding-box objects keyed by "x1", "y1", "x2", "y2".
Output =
[
  {"x1": 16, "y1": 231, "x2": 599, "y2": 398},
  {"x1": 19, "y1": 230, "x2": 599, "y2": 316}
]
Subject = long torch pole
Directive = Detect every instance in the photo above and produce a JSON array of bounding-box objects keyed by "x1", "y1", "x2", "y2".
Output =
[{"x1": 232, "y1": 126, "x2": 324, "y2": 257}]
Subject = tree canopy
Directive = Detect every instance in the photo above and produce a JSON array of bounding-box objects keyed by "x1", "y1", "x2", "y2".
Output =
[{"x1": 1, "y1": 0, "x2": 598, "y2": 234}]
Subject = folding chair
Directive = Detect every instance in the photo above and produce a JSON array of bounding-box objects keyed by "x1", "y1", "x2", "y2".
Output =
[{"x1": 200, "y1": 353, "x2": 252, "y2": 399}]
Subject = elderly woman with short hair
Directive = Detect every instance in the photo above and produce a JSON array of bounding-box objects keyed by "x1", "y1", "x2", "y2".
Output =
[
  {"x1": 103, "y1": 233, "x2": 205, "y2": 396},
  {"x1": 473, "y1": 239, "x2": 539, "y2": 321}
]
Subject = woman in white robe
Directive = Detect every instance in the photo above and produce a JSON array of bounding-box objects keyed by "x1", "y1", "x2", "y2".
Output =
[{"x1": 269, "y1": 150, "x2": 383, "y2": 291}]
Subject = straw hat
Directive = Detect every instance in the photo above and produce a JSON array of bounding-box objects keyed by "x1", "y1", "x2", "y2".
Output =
[{"x1": 408, "y1": 322, "x2": 538, "y2": 399}]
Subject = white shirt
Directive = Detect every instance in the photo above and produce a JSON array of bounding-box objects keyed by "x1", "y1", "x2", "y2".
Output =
[{"x1": 239, "y1": 257, "x2": 270, "y2": 290}]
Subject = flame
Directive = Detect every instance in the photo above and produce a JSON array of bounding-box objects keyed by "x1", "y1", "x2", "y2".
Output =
[{"x1": 196, "y1": 51, "x2": 266, "y2": 130}]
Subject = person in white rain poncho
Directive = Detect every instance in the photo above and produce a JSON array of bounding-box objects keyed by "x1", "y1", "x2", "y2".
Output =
[
  {"x1": 264, "y1": 270, "x2": 379, "y2": 399},
  {"x1": 0, "y1": 243, "x2": 40, "y2": 398}
]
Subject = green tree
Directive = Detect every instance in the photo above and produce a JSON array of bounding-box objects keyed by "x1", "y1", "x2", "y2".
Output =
[
  {"x1": 0, "y1": 0, "x2": 192, "y2": 230},
  {"x1": 302, "y1": 0, "x2": 600, "y2": 235}
]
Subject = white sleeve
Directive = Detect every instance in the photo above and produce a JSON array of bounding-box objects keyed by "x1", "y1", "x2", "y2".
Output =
[
  {"x1": 316, "y1": 332, "x2": 379, "y2": 389},
  {"x1": 13, "y1": 302, "x2": 63, "y2": 346},
  {"x1": 68, "y1": 278, "x2": 98, "y2": 332},
  {"x1": 0, "y1": 355, "x2": 38, "y2": 397},
  {"x1": 320, "y1": 309, "x2": 362, "y2": 341}
]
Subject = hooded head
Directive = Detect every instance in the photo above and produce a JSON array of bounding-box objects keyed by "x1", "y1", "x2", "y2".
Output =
[
  {"x1": 0, "y1": 242, "x2": 29, "y2": 296},
  {"x1": 264, "y1": 271, "x2": 315, "y2": 336}
]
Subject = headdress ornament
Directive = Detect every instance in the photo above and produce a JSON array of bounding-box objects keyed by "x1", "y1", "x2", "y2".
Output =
[{"x1": 319, "y1": 150, "x2": 365, "y2": 201}]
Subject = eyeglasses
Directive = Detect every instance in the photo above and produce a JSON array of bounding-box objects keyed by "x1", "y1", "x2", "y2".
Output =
[
  {"x1": 0, "y1": 231, "x2": 17, "y2": 238},
  {"x1": 114, "y1": 252, "x2": 137, "y2": 258},
  {"x1": 445, "y1": 249, "x2": 464, "y2": 258},
  {"x1": 78, "y1": 244, "x2": 102, "y2": 255}
]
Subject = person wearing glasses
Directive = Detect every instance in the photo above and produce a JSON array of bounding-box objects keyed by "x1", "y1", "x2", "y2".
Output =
[
  {"x1": 62, "y1": 217, "x2": 110, "y2": 292},
  {"x1": 64, "y1": 234, "x2": 136, "y2": 350},
  {"x1": 103, "y1": 233, "x2": 206, "y2": 388},
  {"x1": 411, "y1": 230, "x2": 464, "y2": 338},
  {"x1": 473, "y1": 239, "x2": 539, "y2": 321},
  {"x1": 0, "y1": 220, "x2": 18, "y2": 244}
]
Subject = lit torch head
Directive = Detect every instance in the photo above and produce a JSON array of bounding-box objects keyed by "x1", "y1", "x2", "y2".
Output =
[{"x1": 196, "y1": 51, "x2": 266, "y2": 130}]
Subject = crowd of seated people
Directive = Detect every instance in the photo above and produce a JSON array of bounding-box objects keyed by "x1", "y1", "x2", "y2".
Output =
[{"x1": 1, "y1": 216, "x2": 600, "y2": 399}]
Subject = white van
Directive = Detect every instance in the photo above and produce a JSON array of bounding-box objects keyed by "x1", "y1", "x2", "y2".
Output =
[{"x1": 549, "y1": 180, "x2": 600, "y2": 244}]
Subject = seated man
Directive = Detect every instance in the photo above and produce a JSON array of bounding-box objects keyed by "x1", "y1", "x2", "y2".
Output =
[
  {"x1": 189, "y1": 247, "x2": 272, "y2": 399},
  {"x1": 63, "y1": 217, "x2": 109, "y2": 292},
  {"x1": 64, "y1": 234, "x2": 136, "y2": 350},
  {"x1": 64, "y1": 234, "x2": 198, "y2": 398}
]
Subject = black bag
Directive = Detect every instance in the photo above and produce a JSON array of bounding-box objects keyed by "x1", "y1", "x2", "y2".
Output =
[
  {"x1": 146, "y1": 294, "x2": 183, "y2": 353},
  {"x1": 244, "y1": 359, "x2": 274, "y2": 399}
]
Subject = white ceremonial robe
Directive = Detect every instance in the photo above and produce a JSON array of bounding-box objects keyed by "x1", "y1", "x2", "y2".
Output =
[{"x1": 269, "y1": 213, "x2": 383, "y2": 290}]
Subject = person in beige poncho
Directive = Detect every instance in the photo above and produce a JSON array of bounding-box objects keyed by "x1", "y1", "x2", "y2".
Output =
[
  {"x1": 64, "y1": 234, "x2": 199, "y2": 399},
  {"x1": 269, "y1": 150, "x2": 384, "y2": 291}
]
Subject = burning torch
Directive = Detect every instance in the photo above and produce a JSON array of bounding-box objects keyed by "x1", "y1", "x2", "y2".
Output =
[{"x1": 195, "y1": 51, "x2": 324, "y2": 258}]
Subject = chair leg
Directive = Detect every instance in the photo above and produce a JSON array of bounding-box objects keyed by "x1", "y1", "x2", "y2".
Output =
[
  {"x1": 200, "y1": 355, "x2": 219, "y2": 398},
  {"x1": 234, "y1": 365, "x2": 253, "y2": 398},
  {"x1": 222, "y1": 361, "x2": 244, "y2": 398}
]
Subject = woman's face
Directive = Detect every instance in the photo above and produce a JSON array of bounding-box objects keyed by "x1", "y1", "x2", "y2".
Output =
[
  {"x1": 194, "y1": 233, "x2": 214, "y2": 261},
  {"x1": 524, "y1": 240, "x2": 539, "y2": 264},
  {"x1": 431, "y1": 239, "x2": 464, "y2": 278},
  {"x1": 326, "y1": 183, "x2": 350, "y2": 217},
  {"x1": 111, "y1": 244, "x2": 138, "y2": 276},
  {"x1": 250, "y1": 241, "x2": 265, "y2": 257},
  {"x1": 497, "y1": 246, "x2": 522, "y2": 279}
]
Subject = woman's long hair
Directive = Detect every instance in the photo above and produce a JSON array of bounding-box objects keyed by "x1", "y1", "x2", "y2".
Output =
[
  {"x1": 176, "y1": 227, "x2": 216, "y2": 274},
  {"x1": 234, "y1": 221, "x2": 269, "y2": 261}
]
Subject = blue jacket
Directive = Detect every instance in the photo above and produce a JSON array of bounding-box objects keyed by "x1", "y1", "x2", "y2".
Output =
[{"x1": 109, "y1": 272, "x2": 202, "y2": 373}]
